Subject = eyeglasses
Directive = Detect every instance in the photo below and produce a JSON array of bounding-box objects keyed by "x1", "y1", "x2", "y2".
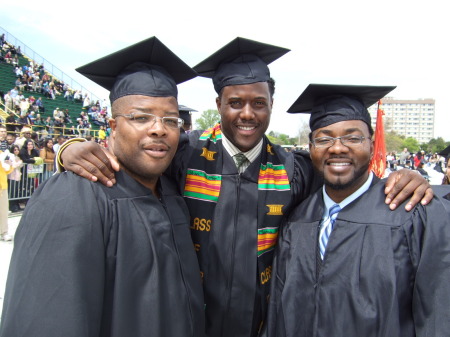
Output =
[
  {"x1": 311, "y1": 135, "x2": 368, "y2": 148},
  {"x1": 115, "y1": 112, "x2": 184, "y2": 129}
]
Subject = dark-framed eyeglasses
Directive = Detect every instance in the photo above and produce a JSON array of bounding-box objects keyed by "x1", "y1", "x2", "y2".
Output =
[
  {"x1": 115, "y1": 112, "x2": 184, "y2": 130},
  {"x1": 311, "y1": 135, "x2": 368, "y2": 148}
]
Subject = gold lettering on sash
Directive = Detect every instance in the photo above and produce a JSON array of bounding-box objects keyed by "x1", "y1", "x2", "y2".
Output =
[
  {"x1": 266, "y1": 204, "x2": 283, "y2": 215},
  {"x1": 194, "y1": 243, "x2": 201, "y2": 252},
  {"x1": 190, "y1": 217, "x2": 212, "y2": 231},
  {"x1": 267, "y1": 144, "x2": 274, "y2": 155},
  {"x1": 200, "y1": 147, "x2": 216, "y2": 161},
  {"x1": 260, "y1": 266, "x2": 272, "y2": 285}
]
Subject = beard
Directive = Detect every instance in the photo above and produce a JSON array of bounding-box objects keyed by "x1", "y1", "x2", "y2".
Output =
[{"x1": 320, "y1": 161, "x2": 371, "y2": 191}]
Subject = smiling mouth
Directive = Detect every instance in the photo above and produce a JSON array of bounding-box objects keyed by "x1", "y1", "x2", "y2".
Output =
[
  {"x1": 237, "y1": 125, "x2": 257, "y2": 131},
  {"x1": 327, "y1": 162, "x2": 351, "y2": 166}
]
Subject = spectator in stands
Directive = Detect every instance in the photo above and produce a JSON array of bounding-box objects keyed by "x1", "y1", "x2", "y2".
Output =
[
  {"x1": 0, "y1": 150, "x2": 13, "y2": 241},
  {"x1": 17, "y1": 112, "x2": 32, "y2": 129},
  {"x1": 82, "y1": 93, "x2": 90, "y2": 110},
  {"x1": 18, "y1": 139, "x2": 40, "y2": 198},
  {"x1": 35, "y1": 96, "x2": 44, "y2": 112},
  {"x1": 73, "y1": 90, "x2": 82, "y2": 102},
  {"x1": 15, "y1": 126, "x2": 32, "y2": 148},
  {"x1": 4, "y1": 50, "x2": 12, "y2": 64},
  {"x1": 0, "y1": 125, "x2": 7, "y2": 151},
  {"x1": 3, "y1": 91, "x2": 13, "y2": 111},
  {"x1": 7, "y1": 144, "x2": 23, "y2": 213},
  {"x1": 53, "y1": 135, "x2": 65, "y2": 155},
  {"x1": 443, "y1": 157, "x2": 450, "y2": 185},
  {"x1": 65, "y1": 125, "x2": 77, "y2": 137},
  {"x1": 39, "y1": 138, "x2": 55, "y2": 178},
  {"x1": 98, "y1": 125, "x2": 106, "y2": 140},
  {"x1": 44, "y1": 116, "x2": 54, "y2": 136},
  {"x1": 6, "y1": 134, "x2": 16, "y2": 147}
]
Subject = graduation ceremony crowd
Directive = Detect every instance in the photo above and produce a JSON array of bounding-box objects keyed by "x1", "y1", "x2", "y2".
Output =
[{"x1": 0, "y1": 35, "x2": 449, "y2": 337}]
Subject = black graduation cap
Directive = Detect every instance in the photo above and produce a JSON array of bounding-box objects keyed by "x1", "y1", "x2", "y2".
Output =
[
  {"x1": 287, "y1": 84, "x2": 396, "y2": 132},
  {"x1": 76, "y1": 37, "x2": 197, "y2": 103},
  {"x1": 193, "y1": 37, "x2": 290, "y2": 94},
  {"x1": 178, "y1": 104, "x2": 197, "y2": 125}
]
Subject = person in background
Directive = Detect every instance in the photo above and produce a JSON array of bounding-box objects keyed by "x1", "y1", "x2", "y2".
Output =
[
  {"x1": 443, "y1": 156, "x2": 450, "y2": 185},
  {"x1": 264, "y1": 84, "x2": 450, "y2": 337},
  {"x1": 0, "y1": 148, "x2": 13, "y2": 241},
  {"x1": 39, "y1": 138, "x2": 55, "y2": 178},
  {"x1": 7, "y1": 144, "x2": 23, "y2": 213},
  {"x1": 0, "y1": 125, "x2": 8, "y2": 151}
]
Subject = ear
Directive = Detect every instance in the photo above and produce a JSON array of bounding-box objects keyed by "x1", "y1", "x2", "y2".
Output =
[
  {"x1": 109, "y1": 119, "x2": 117, "y2": 139},
  {"x1": 215, "y1": 97, "x2": 222, "y2": 116}
]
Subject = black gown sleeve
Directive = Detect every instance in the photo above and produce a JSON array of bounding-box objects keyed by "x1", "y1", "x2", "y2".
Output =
[
  {"x1": 411, "y1": 196, "x2": 450, "y2": 336},
  {"x1": 0, "y1": 173, "x2": 107, "y2": 337},
  {"x1": 290, "y1": 150, "x2": 322, "y2": 206}
]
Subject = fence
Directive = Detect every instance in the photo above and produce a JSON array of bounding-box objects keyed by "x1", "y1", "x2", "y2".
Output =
[{"x1": 8, "y1": 163, "x2": 54, "y2": 201}]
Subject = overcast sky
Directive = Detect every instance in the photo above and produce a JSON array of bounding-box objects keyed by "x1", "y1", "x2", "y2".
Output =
[{"x1": 2, "y1": 0, "x2": 448, "y2": 140}]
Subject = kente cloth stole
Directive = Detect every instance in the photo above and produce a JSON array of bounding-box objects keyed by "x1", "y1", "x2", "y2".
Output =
[{"x1": 183, "y1": 123, "x2": 293, "y2": 320}]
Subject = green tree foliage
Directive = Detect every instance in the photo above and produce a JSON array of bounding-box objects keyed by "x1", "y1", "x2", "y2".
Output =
[
  {"x1": 402, "y1": 137, "x2": 420, "y2": 153},
  {"x1": 420, "y1": 137, "x2": 448, "y2": 154},
  {"x1": 194, "y1": 109, "x2": 220, "y2": 130},
  {"x1": 385, "y1": 131, "x2": 405, "y2": 152}
]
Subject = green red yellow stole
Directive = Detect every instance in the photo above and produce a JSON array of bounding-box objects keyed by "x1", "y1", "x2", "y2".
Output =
[{"x1": 183, "y1": 123, "x2": 294, "y2": 324}]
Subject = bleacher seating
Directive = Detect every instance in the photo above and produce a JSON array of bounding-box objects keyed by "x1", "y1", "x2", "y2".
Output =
[{"x1": 1, "y1": 38, "x2": 102, "y2": 137}]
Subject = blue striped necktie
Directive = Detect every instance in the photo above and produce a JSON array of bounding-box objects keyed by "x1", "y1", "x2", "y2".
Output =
[{"x1": 319, "y1": 204, "x2": 341, "y2": 259}]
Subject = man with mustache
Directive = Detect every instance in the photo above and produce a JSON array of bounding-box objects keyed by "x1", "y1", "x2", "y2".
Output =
[{"x1": 0, "y1": 37, "x2": 205, "y2": 337}]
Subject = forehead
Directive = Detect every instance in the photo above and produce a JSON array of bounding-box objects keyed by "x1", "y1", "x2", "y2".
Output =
[
  {"x1": 313, "y1": 120, "x2": 370, "y2": 136},
  {"x1": 113, "y1": 95, "x2": 178, "y2": 113},
  {"x1": 221, "y1": 82, "x2": 270, "y2": 99}
]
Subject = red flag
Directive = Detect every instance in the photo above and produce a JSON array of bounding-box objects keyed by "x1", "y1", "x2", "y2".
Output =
[{"x1": 369, "y1": 100, "x2": 386, "y2": 178}]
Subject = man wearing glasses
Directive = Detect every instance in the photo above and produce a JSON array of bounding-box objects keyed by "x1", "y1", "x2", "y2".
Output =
[
  {"x1": 0, "y1": 37, "x2": 205, "y2": 337},
  {"x1": 264, "y1": 84, "x2": 450, "y2": 337}
]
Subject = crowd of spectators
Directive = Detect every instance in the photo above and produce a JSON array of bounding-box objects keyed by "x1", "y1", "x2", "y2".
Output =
[
  {"x1": 0, "y1": 35, "x2": 110, "y2": 141},
  {"x1": 385, "y1": 148, "x2": 449, "y2": 184}
]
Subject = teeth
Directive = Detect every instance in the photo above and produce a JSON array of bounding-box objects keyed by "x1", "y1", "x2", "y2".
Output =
[
  {"x1": 329, "y1": 163, "x2": 350, "y2": 166},
  {"x1": 238, "y1": 126, "x2": 255, "y2": 131}
]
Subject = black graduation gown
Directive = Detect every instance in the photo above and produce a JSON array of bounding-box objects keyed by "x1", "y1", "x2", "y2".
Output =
[
  {"x1": 264, "y1": 178, "x2": 450, "y2": 337},
  {"x1": 0, "y1": 170, "x2": 205, "y2": 337},
  {"x1": 168, "y1": 131, "x2": 317, "y2": 337}
]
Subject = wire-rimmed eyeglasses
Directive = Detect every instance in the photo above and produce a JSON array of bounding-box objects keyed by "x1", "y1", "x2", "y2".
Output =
[
  {"x1": 115, "y1": 112, "x2": 184, "y2": 129},
  {"x1": 310, "y1": 135, "x2": 368, "y2": 148}
]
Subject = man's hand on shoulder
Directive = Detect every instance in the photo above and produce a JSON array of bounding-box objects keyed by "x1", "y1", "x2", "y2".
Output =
[
  {"x1": 60, "y1": 141, "x2": 119, "y2": 187},
  {"x1": 384, "y1": 169, "x2": 433, "y2": 211}
]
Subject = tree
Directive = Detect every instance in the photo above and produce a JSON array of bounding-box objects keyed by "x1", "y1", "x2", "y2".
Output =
[
  {"x1": 385, "y1": 131, "x2": 404, "y2": 153},
  {"x1": 420, "y1": 137, "x2": 447, "y2": 154},
  {"x1": 402, "y1": 137, "x2": 420, "y2": 153},
  {"x1": 297, "y1": 120, "x2": 310, "y2": 146},
  {"x1": 194, "y1": 109, "x2": 220, "y2": 130}
]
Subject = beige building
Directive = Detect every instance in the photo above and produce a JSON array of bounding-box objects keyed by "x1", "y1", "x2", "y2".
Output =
[{"x1": 368, "y1": 97, "x2": 435, "y2": 144}]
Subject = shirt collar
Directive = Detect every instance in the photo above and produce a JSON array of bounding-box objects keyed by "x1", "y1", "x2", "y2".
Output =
[
  {"x1": 221, "y1": 132, "x2": 263, "y2": 164},
  {"x1": 322, "y1": 171, "x2": 374, "y2": 215}
]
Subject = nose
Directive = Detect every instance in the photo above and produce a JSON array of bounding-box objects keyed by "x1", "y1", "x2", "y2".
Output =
[
  {"x1": 147, "y1": 117, "x2": 167, "y2": 137},
  {"x1": 239, "y1": 103, "x2": 255, "y2": 120},
  {"x1": 328, "y1": 138, "x2": 349, "y2": 153}
]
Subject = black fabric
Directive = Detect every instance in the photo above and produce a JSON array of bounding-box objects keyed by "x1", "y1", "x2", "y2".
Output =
[
  {"x1": 264, "y1": 178, "x2": 450, "y2": 337},
  {"x1": 0, "y1": 170, "x2": 205, "y2": 337},
  {"x1": 287, "y1": 84, "x2": 396, "y2": 131},
  {"x1": 166, "y1": 126, "x2": 316, "y2": 337},
  {"x1": 75, "y1": 36, "x2": 197, "y2": 103},
  {"x1": 193, "y1": 37, "x2": 289, "y2": 94}
]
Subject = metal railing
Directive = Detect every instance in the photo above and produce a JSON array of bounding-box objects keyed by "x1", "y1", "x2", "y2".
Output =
[
  {"x1": 1, "y1": 26, "x2": 101, "y2": 104},
  {"x1": 8, "y1": 163, "x2": 54, "y2": 201}
]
